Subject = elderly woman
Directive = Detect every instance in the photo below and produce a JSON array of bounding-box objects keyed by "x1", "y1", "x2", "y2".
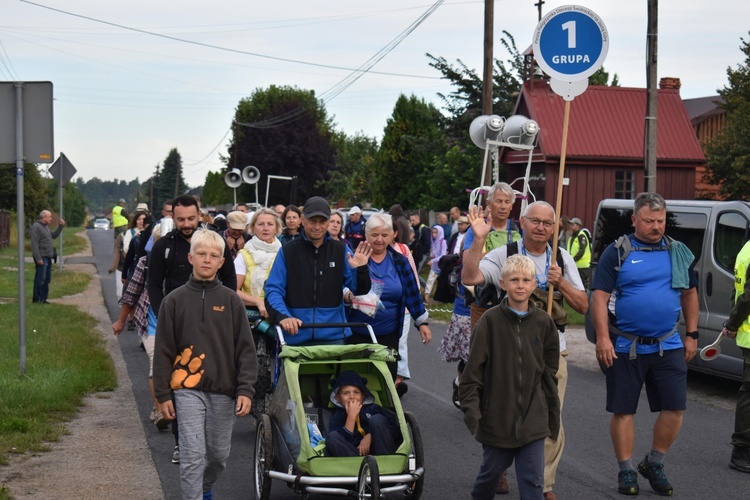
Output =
[
  {"x1": 234, "y1": 207, "x2": 283, "y2": 417},
  {"x1": 346, "y1": 212, "x2": 431, "y2": 382}
]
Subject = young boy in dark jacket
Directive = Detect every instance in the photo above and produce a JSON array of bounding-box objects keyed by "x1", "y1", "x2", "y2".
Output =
[
  {"x1": 460, "y1": 254, "x2": 560, "y2": 499},
  {"x1": 325, "y1": 370, "x2": 400, "y2": 456},
  {"x1": 154, "y1": 229, "x2": 257, "y2": 500}
]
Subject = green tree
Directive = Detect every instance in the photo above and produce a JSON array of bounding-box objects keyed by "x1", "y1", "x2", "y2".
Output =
[
  {"x1": 372, "y1": 94, "x2": 446, "y2": 209},
  {"x1": 325, "y1": 132, "x2": 379, "y2": 205},
  {"x1": 589, "y1": 66, "x2": 620, "y2": 86},
  {"x1": 159, "y1": 149, "x2": 188, "y2": 200},
  {"x1": 705, "y1": 34, "x2": 750, "y2": 199},
  {"x1": 227, "y1": 85, "x2": 336, "y2": 205},
  {"x1": 0, "y1": 163, "x2": 53, "y2": 229},
  {"x1": 51, "y1": 181, "x2": 88, "y2": 226},
  {"x1": 201, "y1": 170, "x2": 233, "y2": 205}
]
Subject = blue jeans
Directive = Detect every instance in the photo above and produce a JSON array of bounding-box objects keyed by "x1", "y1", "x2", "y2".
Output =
[
  {"x1": 471, "y1": 439, "x2": 545, "y2": 500},
  {"x1": 174, "y1": 390, "x2": 236, "y2": 500},
  {"x1": 33, "y1": 257, "x2": 52, "y2": 302}
]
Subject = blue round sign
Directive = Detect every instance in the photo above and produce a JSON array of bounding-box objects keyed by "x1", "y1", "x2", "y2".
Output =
[{"x1": 532, "y1": 5, "x2": 608, "y2": 81}]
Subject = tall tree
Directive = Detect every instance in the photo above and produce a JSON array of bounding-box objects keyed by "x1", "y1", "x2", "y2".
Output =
[
  {"x1": 325, "y1": 132, "x2": 379, "y2": 206},
  {"x1": 51, "y1": 180, "x2": 88, "y2": 227},
  {"x1": 227, "y1": 85, "x2": 336, "y2": 206},
  {"x1": 705, "y1": 34, "x2": 750, "y2": 199},
  {"x1": 372, "y1": 94, "x2": 446, "y2": 210},
  {"x1": 201, "y1": 170, "x2": 233, "y2": 205},
  {"x1": 589, "y1": 66, "x2": 620, "y2": 86},
  {"x1": 160, "y1": 149, "x2": 188, "y2": 200},
  {"x1": 0, "y1": 163, "x2": 53, "y2": 229}
]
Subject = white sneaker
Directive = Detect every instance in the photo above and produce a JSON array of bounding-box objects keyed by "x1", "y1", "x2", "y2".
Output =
[{"x1": 172, "y1": 446, "x2": 180, "y2": 464}]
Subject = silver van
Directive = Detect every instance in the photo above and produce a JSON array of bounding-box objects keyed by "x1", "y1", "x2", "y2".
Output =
[{"x1": 584, "y1": 199, "x2": 750, "y2": 381}]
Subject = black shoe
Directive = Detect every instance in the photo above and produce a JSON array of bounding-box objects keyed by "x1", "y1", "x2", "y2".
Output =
[
  {"x1": 396, "y1": 382, "x2": 408, "y2": 397},
  {"x1": 127, "y1": 320, "x2": 135, "y2": 331},
  {"x1": 617, "y1": 469, "x2": 639, "y2": 495},
  {"x1": 452, "y1": 378, "x2": 461, "y2": 410},
  {"x1": 730, "y1": 446, "x2": 750, "y2": 473},
  {"x1": 637, "y1": 455, "x2": 673, "y2": 496}
]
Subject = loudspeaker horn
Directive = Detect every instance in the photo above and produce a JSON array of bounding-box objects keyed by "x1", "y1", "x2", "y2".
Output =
[
  {"x1": 241, "y1": 165, "x2": 261, "y2": 184},
  {"x1": 500, "y1": 115, "x2": 539, "y2": 149},
  {"x1": 468, "y1": 115, "x2": 505, "y2": 149},
  {"x1": 224, "y1": 168, "x2": 242, "y2": 188}
]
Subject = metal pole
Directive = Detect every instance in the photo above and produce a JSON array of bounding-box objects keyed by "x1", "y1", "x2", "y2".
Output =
[
  {"x1": 15, "y1": 82, "x2": 26, "y2": 375},
  {"x1": 58, "y1": 154, "x2": 64, "y2": 271},
  {"x1": 481, "y1": 0, "x2": 494, "y2": 188},
  {"x1": 644, "y1": 0, "x2": 658, "y2": 192}
]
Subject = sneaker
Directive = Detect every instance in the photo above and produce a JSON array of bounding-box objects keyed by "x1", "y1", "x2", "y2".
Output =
[
  {"x1": 730, "y1": 446, "x2": 750, "y2": 473},
  {"x1": 637, "y1": 455, "x2": 673, "y2": 496},
  {"x1": 617, "y1": 469, "x2": 639, "y2": 495},
  {"x1": 172, "y1": 446, "x2": 180, "y2": 464},
  {"x1": 496, "y1": 470, "x2": 509, "y2": 494},
  {"x1": 202, "y1": 490, "x2": 212, "y2": 500},
  {"x1": 149, "y1": 408, "x2": 158, "y2": 422},
  {"x1": 452, "y1": 377, "x2": 461, "y2": 410},
  {"x1": 153, "y1": 411, "x2": 169, "y2": 431}
]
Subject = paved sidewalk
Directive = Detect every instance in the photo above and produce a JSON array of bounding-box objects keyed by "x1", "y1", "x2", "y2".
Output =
[{"x1": 0, "y1": 233, "x2": 162, "y2": 499}]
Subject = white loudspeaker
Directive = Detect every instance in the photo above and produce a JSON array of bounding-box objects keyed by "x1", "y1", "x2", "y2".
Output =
[
  {"x1": 468, "y1": 115, "x2": 505, "y2": 149},
  {"x1": 224, "y1": 168, "x2": 242, "y2": 188},
  {"x1": 500, "y1": 115, "x2": 539, "y2": 149},
  {"x1": 241, "y1": 166, "x2": 261, "y2": 184}
]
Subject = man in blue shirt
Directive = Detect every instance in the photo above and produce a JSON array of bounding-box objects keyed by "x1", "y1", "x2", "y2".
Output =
[{"x1": 591, "y1": 192, "x2": 699, "y2": 497}]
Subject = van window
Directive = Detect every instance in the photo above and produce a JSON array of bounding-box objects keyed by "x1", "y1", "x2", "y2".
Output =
[
  {"x1": 592, "y1": 208, "x2": 706, "y2": 264},
  {"x1": 714, "y1": 212, "x2": 749, "y2": 272}
]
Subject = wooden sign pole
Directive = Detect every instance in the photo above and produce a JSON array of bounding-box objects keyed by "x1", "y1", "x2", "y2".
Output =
[{"x1": 548, "y1": 100, "x2": 571, "y2": 316}]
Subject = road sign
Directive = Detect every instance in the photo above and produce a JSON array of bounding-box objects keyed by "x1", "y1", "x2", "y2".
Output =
[
  {"x1": 533, "y1": 5, "x2": 609, "y2": 82},
  {"x1": 0, "y1": 82, "x2": 54, "y2": 163},
  {"x1": 49, "y1": 152, "x2": 77, "y2": 186}
]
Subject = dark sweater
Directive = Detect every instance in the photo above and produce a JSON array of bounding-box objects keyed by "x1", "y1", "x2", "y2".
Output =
[
  {"x1": 460, "y1": 299, "x2": 560, "y2": 448},
  {"x1": 153, "y1": 275, "x2": 257, "y2": 403}
]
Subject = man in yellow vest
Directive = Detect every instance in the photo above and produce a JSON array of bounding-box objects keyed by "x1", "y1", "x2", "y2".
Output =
[
  {"x1": 723, "y1": 239, "x2": 750, "y2": 473},
  {"x1": 567, "y1": 217, "x2": 591, "y2": 290},
  {"x1": 112, "y1": 198, "x2": 129, "y2": 239}
]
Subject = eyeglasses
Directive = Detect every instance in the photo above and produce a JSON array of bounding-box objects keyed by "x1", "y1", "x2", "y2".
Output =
[{"x1": 524, "y1": 217, "x2": 555, "y2": 228}]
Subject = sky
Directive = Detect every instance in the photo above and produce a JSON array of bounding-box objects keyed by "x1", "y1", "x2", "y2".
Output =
[{"x1": 2, "y1": 0, "x2": 748, "y2": 189}]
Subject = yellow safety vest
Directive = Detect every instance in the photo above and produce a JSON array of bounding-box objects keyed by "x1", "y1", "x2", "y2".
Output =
[
  {"x1": 733, "y1": 240, "x2": 750, "y2": 349},
  {"x1": 112, "y1": 205, "x2": 128, "y2": 228},
  {"x1": 567, "y1": 230, "x2": 591, "y2": 268}
]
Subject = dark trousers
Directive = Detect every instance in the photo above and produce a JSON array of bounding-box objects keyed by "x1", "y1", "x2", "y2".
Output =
[
  {"x1": 325, "y1": 414, "x2": 397, "y2": 457},
  {"x1": 733, "y1": 347, "x2": 750, "y2": 449},
  {"x1": 471, "y1": 439, "x2": 545, "y2": 500},
  {"x1": 33, "y1": 257, "x2": 52, "y2": 303}
]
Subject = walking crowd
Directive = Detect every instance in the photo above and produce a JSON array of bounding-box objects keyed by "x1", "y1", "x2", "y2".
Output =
[{"x1": 102, "y1": 187, "x2": 750, "y2": 499}]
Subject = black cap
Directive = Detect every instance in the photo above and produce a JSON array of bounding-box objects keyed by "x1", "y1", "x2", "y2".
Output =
[{"x1": 303, "y1": 196, "x2": 330, "y2": 220}]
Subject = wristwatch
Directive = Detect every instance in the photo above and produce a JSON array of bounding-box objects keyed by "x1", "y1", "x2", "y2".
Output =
[{"x1": 685, "y1": 330, "x2": 699, "y2": 340}]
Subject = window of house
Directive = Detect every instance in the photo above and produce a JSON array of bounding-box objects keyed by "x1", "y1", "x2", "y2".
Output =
[{"x1": 614, "y1": 171, "x2": 636, "y2": 199}]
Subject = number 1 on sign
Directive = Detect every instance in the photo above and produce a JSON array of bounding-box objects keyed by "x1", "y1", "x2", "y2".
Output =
[{"x1": 562, "y1": 20, "x2": 576, "y2": 48}]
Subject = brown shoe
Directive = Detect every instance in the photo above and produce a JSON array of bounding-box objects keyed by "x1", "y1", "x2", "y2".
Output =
[
  {"x1": 496, "y1": 471, "x2": 509, "y2": 494},
  {"x1": 543, "y1": 491, "x2": 557, "y2": 500}
]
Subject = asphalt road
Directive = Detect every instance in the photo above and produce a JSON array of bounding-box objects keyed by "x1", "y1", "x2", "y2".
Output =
[{"x1": 87, "y1": 228, "x2": 750, "y2": 499}]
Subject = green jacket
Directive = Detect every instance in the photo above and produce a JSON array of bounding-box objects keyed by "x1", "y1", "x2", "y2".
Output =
[{"x1": 460, "y1": 299, "x2": 560, "y2": 448}]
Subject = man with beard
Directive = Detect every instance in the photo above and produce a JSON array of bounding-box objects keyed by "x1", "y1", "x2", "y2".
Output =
[{"x1": 146, "y1": 194, "x2": 237, "y2": 466}]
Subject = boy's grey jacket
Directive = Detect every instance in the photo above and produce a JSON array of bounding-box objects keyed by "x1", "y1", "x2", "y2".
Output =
[{"x1": 460, "y1": 299, "x2": 560, "y2": 448}]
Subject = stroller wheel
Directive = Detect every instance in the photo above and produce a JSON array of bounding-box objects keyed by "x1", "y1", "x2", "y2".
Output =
[
  {"x1": 254, "y1": 414, "x2": 273, "y2": 500},
  {"x1": 357, "y1": 455, "x2": 380, "y2": 499},
  {"x1": 404, "y1": 411, "x2": 424, "y2": 499}
]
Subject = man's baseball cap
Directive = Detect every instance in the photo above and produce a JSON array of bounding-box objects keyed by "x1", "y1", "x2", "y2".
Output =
[
  {"x1": 348, "y1": 206, "x2": 362, "y2": 215},
  {"x1": 303, "y1": 197, "x2": 331, "y2": 220},
  {"x1": 118, "y1": 198, "x2": 126, "y2": 204},
  {"x1": 570, "y1": 217, "x2": 583, "y2": 226}
]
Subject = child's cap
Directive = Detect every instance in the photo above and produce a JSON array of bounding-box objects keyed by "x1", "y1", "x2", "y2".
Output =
[{"x1": 329, "y1": 370, "x2": 375, "y2": 408}]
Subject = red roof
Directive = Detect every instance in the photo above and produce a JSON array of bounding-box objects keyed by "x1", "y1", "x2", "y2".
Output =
[{"x1": 506, "y1": 81, "x2": 706, "y2": 164}]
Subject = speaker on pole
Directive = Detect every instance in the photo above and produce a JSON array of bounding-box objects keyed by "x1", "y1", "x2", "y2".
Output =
[
  {"x1": 224, "y1": 168, "x2": 242, "y2": 188},
  {"x1": 241, "y1": 166, "x2": 260, "y2": 184}
]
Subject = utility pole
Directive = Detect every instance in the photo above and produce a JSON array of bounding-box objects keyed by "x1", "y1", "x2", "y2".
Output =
[
  {"x1": 481, "y1": 0, "x2": 494, "y2": 188},
  {"x1": 644, "y1": 0, "x2": 658, "y2": 192}
]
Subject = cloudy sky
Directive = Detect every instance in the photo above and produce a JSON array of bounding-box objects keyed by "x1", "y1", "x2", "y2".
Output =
[{"x1": 2, "y1": 0, "x2": 748, "y2": 188}]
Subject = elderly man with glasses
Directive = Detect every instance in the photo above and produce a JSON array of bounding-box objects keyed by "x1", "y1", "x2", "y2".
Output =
[{"x1": 462, "y1": 200, "x2": 587, "y2": 500}]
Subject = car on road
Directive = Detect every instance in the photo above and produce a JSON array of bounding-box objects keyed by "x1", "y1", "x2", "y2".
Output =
[{"x1": 93, "y1": 218, "x2": 110, "y2": 230}]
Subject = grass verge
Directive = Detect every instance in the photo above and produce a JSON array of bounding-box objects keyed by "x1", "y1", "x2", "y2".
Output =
[{"x1": 0, "y1": 228, "x2": 116, "y2": 466}]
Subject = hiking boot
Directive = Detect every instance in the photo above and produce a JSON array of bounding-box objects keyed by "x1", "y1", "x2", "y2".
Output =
[
  {"x1": 617, "y1": 469, "x2": 639, "y2": 495},
  {"x1": 730, "y1": 446, "x2": 750, "y2": 473},
  {"x1": 637, "y1": 455, "x2": 673, "y2": 496},
  {"x1": 452, "y1": 377, "x2": 461, "y2": 410},
  {"x1": 496, "y1": 470, "x2": 509, "y2": 494},
  {"x1": 172, "y1": 446, "x2": 180, "y2": 464},
  {"x1": 153, "y1": 411, "x2": 169, "y2": 431}
]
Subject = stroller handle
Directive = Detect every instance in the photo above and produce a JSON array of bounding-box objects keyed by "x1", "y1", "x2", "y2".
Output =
[{"x1": 274, "y1": 322, "x2": 378, "y2": 345}]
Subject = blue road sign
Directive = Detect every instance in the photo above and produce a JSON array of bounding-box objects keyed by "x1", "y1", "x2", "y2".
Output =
[{"x1": 533, "y1": 5, "x2": 608, "y2": 82}]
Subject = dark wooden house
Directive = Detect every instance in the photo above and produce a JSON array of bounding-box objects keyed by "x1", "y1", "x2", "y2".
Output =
[{"x1": 500, "y1": 78, "x2": 706, "y2": 229}]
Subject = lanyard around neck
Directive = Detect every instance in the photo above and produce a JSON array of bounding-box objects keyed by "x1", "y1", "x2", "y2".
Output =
[{"x1": 519, "y1": 240, "x2": 550, "y2": 290}]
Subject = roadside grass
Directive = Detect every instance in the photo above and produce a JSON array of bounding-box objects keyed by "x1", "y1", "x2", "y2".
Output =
[{"x1": 0, "y1": 228, "x2": 116, "y2": 466}]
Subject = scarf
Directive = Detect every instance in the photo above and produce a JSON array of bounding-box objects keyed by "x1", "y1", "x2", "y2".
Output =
[{"x1": 245, "y1": 236, "x2": 282, "y2": 297}]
